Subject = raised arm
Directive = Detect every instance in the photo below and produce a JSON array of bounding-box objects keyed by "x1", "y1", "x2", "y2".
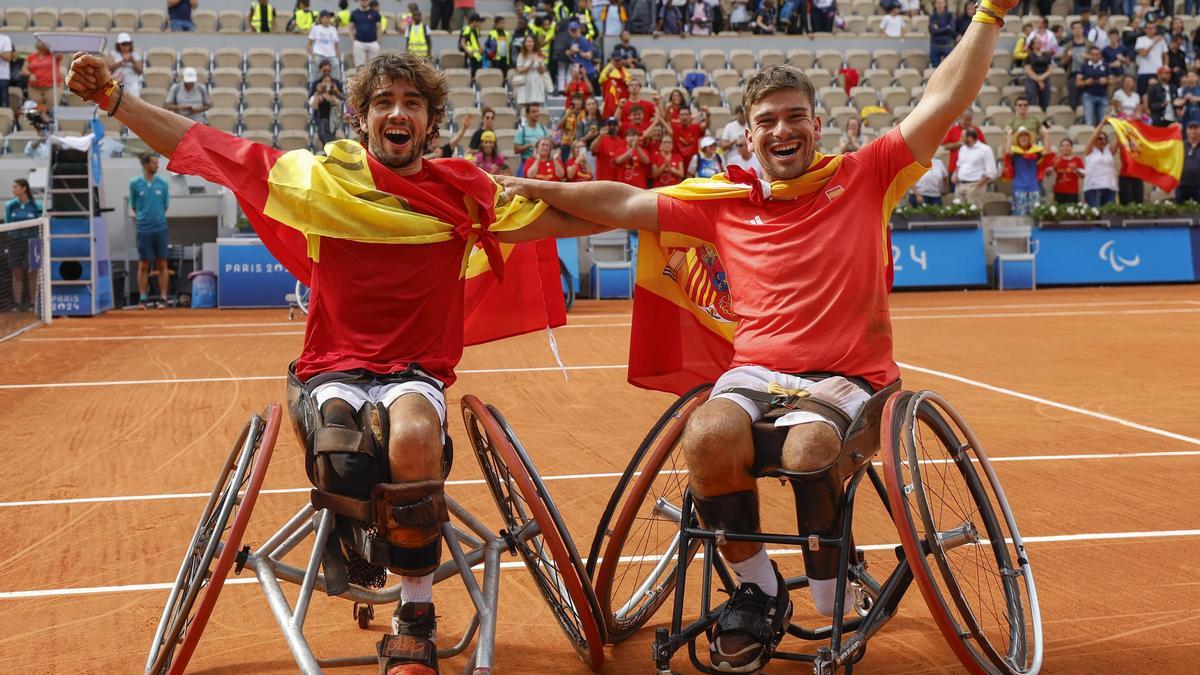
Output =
[
  {"x1": 498, "y1": 175, "x2": 660, "y2": 232},
  {"x1": 898, "y1": 0, "x2": 1013, "y2": 164},
  {"x1": 66, "y1": 52, "x2": 195, "y2": 157}
]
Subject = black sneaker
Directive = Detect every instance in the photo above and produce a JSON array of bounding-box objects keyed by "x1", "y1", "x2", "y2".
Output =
[
  {"x1": 709, "y1": 562, "x2": 792, "y2": 673},
  {"x1": 379, "y1": 601, "x2": 438, "y2": 675}
]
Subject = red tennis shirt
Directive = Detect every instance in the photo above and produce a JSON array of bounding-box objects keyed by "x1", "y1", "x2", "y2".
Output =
[{"x1": 655, "y1": 129, "x2": 926, "y2": 389}]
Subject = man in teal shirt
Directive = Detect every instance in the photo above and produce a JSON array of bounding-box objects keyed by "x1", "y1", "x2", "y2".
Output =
[{"x1": 129, "y1": 153, "x2": 171, "y2": 308}]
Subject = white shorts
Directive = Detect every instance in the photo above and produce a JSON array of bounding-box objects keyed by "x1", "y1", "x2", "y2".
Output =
[
  {"x1": 311, "y1": 376, "x2": 446, "y2": 429},
  {"x1": 710, "y1": 365, "x2": 871, "y2": 437}
]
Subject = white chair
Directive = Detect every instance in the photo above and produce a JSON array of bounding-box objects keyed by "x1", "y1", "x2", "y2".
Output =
[
  {"x1": 587, "y1": 230, "x2": 633, "y2": 299},
  {"x1": 991, "y1": 224, "x2": 1038, "y2": 290}
]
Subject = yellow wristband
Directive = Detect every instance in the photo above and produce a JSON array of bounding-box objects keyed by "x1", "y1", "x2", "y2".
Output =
[
  {"x1": 973, "y1": 7, "x2": 1004, "y2": 27},
  {"x1": 979, "y1": 0, "x2": 1009, "y2": 18}
]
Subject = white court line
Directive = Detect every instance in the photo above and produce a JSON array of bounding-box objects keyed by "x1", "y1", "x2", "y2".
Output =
[
  {"x1": 3, "y1": 527, "x2": 1198, "y2": 599},
  {"x1": 892, "y1": 308, "x2": 1200, "y2": 321},
  {"x1": 4, "y1": 449, "x2": 1199, "y2": 510},
  {"x1": 0, "y1": 364, "x2": 627, "y2": 390},
  {"x1": 897, "y1": 361, "x2": 1200, "y2": 447},
  {"x1": 890, "y1": 299, "x2": 1199, "y2": 312}
]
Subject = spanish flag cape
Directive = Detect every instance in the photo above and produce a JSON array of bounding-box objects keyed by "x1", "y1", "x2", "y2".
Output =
[
  {"x1": 244, "y1": 138, "x2": 563, "y2": 347},
  {"x1": 1107, "y1": 117, "x2": 1184, "y2": 192},
  {"x1": 629, "y1": 159, "x2": 878, "y2": 395},
  {"x1": 1001, "y1": 143, "x2": 1054, "y2": 182}
]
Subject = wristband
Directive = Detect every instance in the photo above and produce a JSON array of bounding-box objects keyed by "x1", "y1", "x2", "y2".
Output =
[
  {"x1": 108, "y1": 82, "x2": 125, "y2": 117},
  {"x1": 90, "y1": 79, "x2": 118, "y2": 112},
  {"x1": 979, "y1": 0, "x2": 1009, "y2": 18},
  {"x1": 972, "y1": 7, "x2": 1004, "y2": 27}
]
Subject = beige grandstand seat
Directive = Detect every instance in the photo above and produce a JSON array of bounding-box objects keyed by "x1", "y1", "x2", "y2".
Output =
[
  {"x1": 641, "y1": 49, "x2": 668, "y2": 71},
  {"x1": 140, "y1": 9, "x2": 166, "y2": 31},
  {"x1": 893, "y1": 68, "x2": 921, "y2": 90},
  {"x1": 910, "y1": 15, "x2": 929, "y2": 34},
  {"x1": 692, "y1": 86, "x2": 722, "y2": 108},
  {"x1": 892, "y1": 104, "x2": 913, "y2": 119},
  {"x1": 739, "y1": 68, "x2": 757, "y2": 82},
  {"x1": 851, "y1": 0, "x2": 875, "y2": 14},
  {"x1": 218, "y1": 11, "x2": 244, "y2": 32},
  {"x1": 31, "y1": 8, "x2": 58, "y2": 29},
  {"x1": 864, "y1": 108, "x2": 891, "y2": 128},
  {"x1": 442, "y1": 69, "x2": 470, "y2": 90},
  {"x1": 819, "y1": 86, "x2": 848, "y2": 110},
  {"x1": 0, "y1": 108, "x2": 14, "y2": 133},
  {"x1": 1110, "y1": 15, "x2": 1129, "y2": 31},
  {"x1": 759, "y1": 49, "x2": 785, "y2": 68},
  {"x1": 4, "y1": 131, "x2": 41, "y2": 155},
  {"x1": 210, "y1": 87, "x2": 242, "y2": 109},
  {"x1": 844, "y1": 49, "x2": 871, "y2": 73},
  {"x1": 180, "y1": 48, "x2": 211, "y2": 71},
  {"x1": 279, "y1": 88, "x2": 308, "y2": 109},
  {"x1": 842, "y1": 16, "x2": 867, "y2": 34},
  {"x1": 819, "y1": 129, "x2": 844, "y2": 153},
  {"x1": 707, "y1": 106, "x2": 732, "y2": 130},
  {"x1": 723, "y1": 87, "x2": 742, "y2": 110},
  {"x1": 807, "y1": 68, "x2": 833, "y2": 89},
  {"x1": 280, "y1": 49, "x2": 309, "y2": 71},
  {"x1": 493, "y1": 107, "x2": 517, "y2": 130},
  {"x1": 866, "y1": 15, "x2": 884, "y2": 33},
  {"x1": 245, "y1": 68, "x2": 276, "y2": 89},
  {"x1": 479, "y1": 87, "x2": 508, "y2": 109},
  {"x1": 475, "y1": 69, "x2": 504, "y2": 89},
  {"x1": 213, "y1": 66, "x2": 243, "y2": 88},
  {"x1": 448, "y1": 88, "x2": 476, "y2": 110},
  {"x1": 98, "y1": 114, "x2": 125, "y2": 136},
  {"x1": 280, "y1": 68, "x2": 308, "y2": 89},
  {"x1": 438, "y1": 50, "x2": 466, "y2": 70},
  {"x1": 880, "y1": 86, "x2": 908, "y2": 109},
  {"x1": 112, "y1": 9, "x2": 137, "y2": 30},
  {"x1": 870, "y1": 49, "x2": 900, "y2": 72},
  {"x1": 1001, "y1": 85, "x2": 1024, "y2": 106},
  {"x1": 910, "y1": 84, "x2": 924, "y2": 102},
  {"x1": 985, "y1": 68, "x2": 1011, "y2": 89},
  {"x1": 146, "y1": 48, "x2": 176, "y2": 70},
  {"x1": 650, "y1": 68, "x2": 677, "y2": 91},
  {"x1": 629, "y1": 68, "x2": 647, "y2": 85},
  {"x1": 899, "y1": 49, "x2": 928, "y2": 71},
  {"x1": 862, "y1": 69, "x2": 890, "y2": 89},
  {"x1": 1069, "y1": 124, "x2": 1093, "y2": 147},
  {"x1": 213, "y1": 49, "x2": 244, "y2": 70},
  {"x1": 850, "y1": 86, "x2": 878, "y2": 109},
  {"x1": 84, "y1": 9, "x2": 112, "y2": 31},
  {"x1": 979, "y1": 124, "x2": 1003, "y2": 141},
  {"x1": 829, "y1": 105, "x2": 857, "y2": 124},
  {"x1": 242, "y1": 130, "x2": 274, "y2": 145},
  {"x1": 452, "y1": 107, "x2": 480, "y2": 130},
  {"x1": 787, "y1": 49, "x2": 815, "y2": 69},
  {"x1": 1046, "y1": 105, "x2": 1075, "y2": 128},
  {"x1": 193, "y1": 10, "x2": 219, "y2": 32},
  {"x1": 494, "y1": 128, "x2": 516, "y2": 150},
  {"x1": 242, "y1": 108, "x2": 276, "y2": 131},
  {"x1": 247, "y1": 48, "x2": 277, "y2": 71},
  {"x1": 142, "y1": 89, "x2": 167, "y2": 107},
  {"x1": 815, "y1": 50, "x2": 843, "y2": 72},
  {"x1": 985, "y1": 105, "x2": 1013, "y2": 127},
  {"x1": 711, "y1": 69, "x2": 740, "y2": 91},
  {"x1": 206, "y1": 108, "x2": 240, "y2": 134},
  {"x1": 242, "y1": 87, "x2": 274, "y2": 109},
  {"x1": 143, "y1": 68, "x2": 174, "y2": 90},
  {"x1": 992, "y1": 52, "x2": 1013, "y2": 71},
  {"x1": 4, "y1": 8, "x2": 32, "y2": 31},
  {"x1": 278, "y1": 111, "x2": 310, "y2": 132},
  {"x1": 977, "y1": 86, "x2": 1001, "y2": 109},
  {"x1": 277, "y1": 131, "x2": 311, "y2": 151},
  {"x1": 700, "y1": 49, "x2": 727, "y2": 72},
  {"x1": 277, "y1": 11, "x2": 294, "y2": 32},
  {"x1": 669, "y1": 49, "x2": 697, "y2": 71}
]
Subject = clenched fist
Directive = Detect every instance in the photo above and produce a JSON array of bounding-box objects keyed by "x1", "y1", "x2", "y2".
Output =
[{"x1": 65, "y1": 51, "x2": 113, "y2": 104}]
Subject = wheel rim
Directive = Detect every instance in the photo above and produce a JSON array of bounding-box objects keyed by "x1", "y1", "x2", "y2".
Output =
[
  {"x1": 592, "y1": 385, "x2": 709, "y2": 641},
  {"x1": 461, "y1": 396, "x2": 605, "y2": 669},
  {"x1": 883, "y1": 391, "x2": 1040, "y2": 675}
]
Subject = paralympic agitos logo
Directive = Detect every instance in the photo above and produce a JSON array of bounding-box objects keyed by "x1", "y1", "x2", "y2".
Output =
[{"x1": 1098, "y1": 240, "x2": 1141, "y2": 273}]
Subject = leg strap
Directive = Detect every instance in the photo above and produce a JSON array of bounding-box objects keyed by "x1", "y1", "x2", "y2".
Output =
[
  {"x1": 692, "y1": 489, "x2": 760, "y2": 536},
  {"x1": 373, "y1": 480, "x2": 449, "y2": 577}
]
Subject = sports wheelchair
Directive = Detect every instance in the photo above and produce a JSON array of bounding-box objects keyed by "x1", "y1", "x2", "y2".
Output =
[
  {"x1": 587, "y1": 382, "x2": 1044, "y2": 675},
  {"x1": 145, "y1": 393, "x2": 608, "y2": 673}
]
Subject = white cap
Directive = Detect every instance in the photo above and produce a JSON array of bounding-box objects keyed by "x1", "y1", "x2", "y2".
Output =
[
  {"x1": 182, "y1": 67, "x2": 198, "y2": 83},
  {"x1": 116, "y1": 32, "x2": 133, "y2": 44},
  {"x1": 699, "y1": 136, "x2": 717, "y2": 149}
]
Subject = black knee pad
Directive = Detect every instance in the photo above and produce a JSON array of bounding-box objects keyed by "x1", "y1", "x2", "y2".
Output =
[
  {"x1": 789, "y1": 474, "x2": 845, "y2": 580},
  {"x1": 309, "y1": 401, "x2": 389, "y2": 499},
  {"x1": 371, "y1": 480, "x2": 449, "y2": 576},
  {"x1": 692, "y1": 489, "x2": 760, "y2": 535}
]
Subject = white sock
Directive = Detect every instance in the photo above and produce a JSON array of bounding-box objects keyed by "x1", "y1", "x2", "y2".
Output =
[
  {"x1": 400, "y1": 573, "x2": 434, "y2": 605},
  {"x1": 726, "y1": 548, "x2": 778, "y2": 596},
  {"x1": 808, "y1": 577, "x2": 855, "y2": 617}
]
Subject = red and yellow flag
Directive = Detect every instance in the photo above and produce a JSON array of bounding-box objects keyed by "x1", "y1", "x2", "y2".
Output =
[{"x1": 1107, "y1": 117, "x2": 1183, "y2": 192}]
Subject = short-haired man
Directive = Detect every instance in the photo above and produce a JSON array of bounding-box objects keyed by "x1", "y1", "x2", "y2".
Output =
[
  {"x1": 130, "y1": 153, "x2": 171, "y2": 309},
  {"x1": 168, "y1": 0, "x2": 199, "y2": 32},
  {"x1": 498, "y1": 0, "x2": 1019, "y2": 668},
  {"x1": 349, "y1": 0, "x2": 383, "y2": 67},
  {"x1": 951, "y1": 128, "x2": 997, "y2": 208},
  {"x1": 1176, "y1": 121, "x2": 1200, "y2": 204},
  {"x1": 1008, "y1": 95, "x2": 1043, "y2": 132},
  {"x1": 940, "y1": 108, "x2": 984, "y2": 175},
  {"x1": 164, "y1": 67, "x2": 210, "y2": 122},
  {"x1": 68, "y1": 49, "x2": 590, "y2": 675}
]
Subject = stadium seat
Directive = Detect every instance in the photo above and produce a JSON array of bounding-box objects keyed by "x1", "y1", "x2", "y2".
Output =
[
  {"x1": 242, "y1": 87, "x2": 274, "y2": 109},
  {"x1": 816, "y1": 50, "x2": 843, "y2": 72},
  {"x1": 893, "y1": 68, "x2": 921, "y2": 90},
  {"x1": 710, "y1": 69, "x2": 740, "y2": 91},
  {"x1": 218, "y1": 11, "x2": 244, "y2": 32},
  {"x1": 723, "y1": 87, "x2": 743, "y2": 110},
  {"x1": 829, "y1": 105, "x2": 857, "y2": 124},
  {"x1": 850, "y1": 86, "x2": 879, "y2": 109},
  {"x1": 277, "y1": 130, "x2": 311, "y2": 151},
  {"x1": 209, "y1": 88, "x2": 242, "y2": 109},
  {"x1": 213, "y1": 49, "x2": 244, "y2": 71},
  {"x1": 3, "y1": 8, "x2": 32, "y2": 31},
  {"x1": 453, "y1": 107, "x2": 480, "y2": 130},
  {"x1": 985, "y1": 105, "x2": 1014, "y2": 127},
  {"x1": 787, "y1": 49, "x2": 815, "y2": 69},
  {"x1": 819, "y1": 128, "x2": 844, "y2": 153},
  {"x1": 759, "y1": 49, "x2": 785, "y2": 68},
  {"x1": 985, "y1": 68, "x2": 1011, "y2": 89},
  {"x1": 143, "y1": 68, "x2": 174, "y2": 90},
  {"x1": 280, "y1": 49, "x2": 309, "y2": 71},
  {"x1": 480, "y1": 87, "x2": 509, "y2": 109},
  {"x1": 140, "y1": 9, "x2": 166, "y2": 31},
  {"x1": 32, "y1": 8, "x2": 58, "y2": 29},
  {"x1": 84, "y1": 9, "x2": 112, "y2": 31},
  {"x1": 804, "y1": 68, "x2": 831, "y2": 90},
  {"x1": 1046, "y1": 105, "x2": 1076, "y2": 128},
  {"x1": 899, "y1": 49, "x2": 928, "y2": 71},
  {"x1": 872, "y1": 49, "x2": 901, "y2": 71},
  {"x1": 247, "y1": 48, "x2": 276, "y2": 71},
  {"x1": 842, "y1": 15, "x2": 867, "y2": 34},
  {"x1": 180, "y1": 48, "x2": 211, "y2": 71},
  {"x1": 245, "y1": 68, "x2": 276, "y2": 89},
  {"x1": 892, "y1": 104, "x2": 914, "y2": 120},
  {"x1": 475, "y1": 69, "x2": 504, "y2": 89},
  {"x1": 146, "y1": 48, "x2": 176, "y2": 70},
  {"x1": 448, "y1": 88, "x2": 477, "y2": 110},
  {"x1": 493, "y1": 107, "x2": 517, "y2": 129},
  {"x1": 243, "y1": 108, "x2": 276, "y2": 132},
  {"x1": 977, "y1": 86, "x2": 1001, "y2": 109},
  {"x1": 669, "y1": 49, "x2": 697, "y2": 71},
  {"x1": 700, "y1": 49, "x2": 727, "y2": 72},
  {"x1": 142, "y1": 89, "x2": 167, "y2": 108},
  {"x1": 280, "y1": 68, "x2": 308, "y2": 89},
  {"x1": 279, "y1": 88, "x2": 309, "y2": 109},
  {"x1": 443, "y1": 68, "x2": 472, "y2": 90},
  {"x1": 206, "y1": 108, "x2": 240, "y2": 134},
  {"x1": 278, "y1": 111, "x2": 310, "y2": 132},
  {"x1": 864, "y1": 108, "x2": 891, "y2": 128},
  {"x1": 819, "y1": 86, "x2": 848, "y2": 110},
  {"x1": 992, "y1": 53, "x2": 1014, "y2": 72},
  {"x1": 844, "y1": 49, "x2": 871, "y2": 73},
  {"x1": 851, "y1": 0, "x2": 876, "y2": 15},
  {"x1": 494, "y1": 128, "x2": 517, "y2": 148},
  {"x1": 707, "y1": 106, "x2": 732, "y2": 130},
  {"x1": 979, "y1": 125, "x2": 1003, "y2": 143},
  {"x1": 242, "y1": 130, "x2": 275, "y2": 145},
  {"x1": 213, "y1": 66, "x2": 243, "y2": 88},
  {"x1": 112, "y1": 9, "x2": 137, "y2": 31},
  {"x1": 692, "y1": 86, "x2": 722, "y2": 108},
  {"x1": 881, "y1": 86, "x2": 908, "y2": 109},
  {"x1": 911, "y1": 15, "x2": 929, "y2": 34},
  {"x1": 0, "y1": 108, "x2": 14, "y2": 134},
  {"x1": 438, "y1": 50, "x2": 466, "y2": 70},
  {"x1": 641, "y1": 49, "x2": 668, "y2": 71},
  {"x1": 1001, "y1": 85, "x2": 1024, "y2": 106},
  {"x1": 650, "y1": 68, "x2": 678, "y2": 91},
  {"x1": 193, "y1": 10, "x2": 219, "y2": 32},
  {"x1": 1069, "y1": 124, "x2": 1094, "y2": 147},
  {"x1": 862, "y1": 68, "x2": 890, "y2": 90}
]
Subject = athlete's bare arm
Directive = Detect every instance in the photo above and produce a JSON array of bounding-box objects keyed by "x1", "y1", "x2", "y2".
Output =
[
  {"x1": 494, "y1": 206, "x2": 609, "y2": 242},
  {"x1": 898, "y1": 4, "x2": 1014, "y2": 164},
  {"x1": 67, "y1": 53, "x2": 195, "y2": 158},
  {"x1": 497, "y1": 176, "x2": 660, "y2": 233}
]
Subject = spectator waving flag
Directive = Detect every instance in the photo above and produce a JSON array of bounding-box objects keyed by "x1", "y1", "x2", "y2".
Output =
[{"x1": 1106, "y1": 117, "x2": 1184, "y2": 191}]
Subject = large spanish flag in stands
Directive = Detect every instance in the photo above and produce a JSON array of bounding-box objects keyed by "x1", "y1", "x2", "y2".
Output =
[{"x1": 1107, "y1": 117, "x2": 1184, "y2": 192}]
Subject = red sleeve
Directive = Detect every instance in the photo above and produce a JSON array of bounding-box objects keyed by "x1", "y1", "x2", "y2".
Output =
[
  {"x1": 168, "y1": 124, "x2": 312, "y2": 284},
  {"x1": 850, "y1": 127, "x2": 927, "y2": 189},
  {"x1": 656, "y1": 194, "x2": 717, "y2": 242}
]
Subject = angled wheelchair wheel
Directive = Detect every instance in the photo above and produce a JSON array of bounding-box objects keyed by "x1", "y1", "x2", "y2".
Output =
[
  {"x1": 882, "y1": 391, "x2": 1043, "y2": 675},
  {"x1": 588, "y1": 383, "x2": 710, "y2": 642},
  {"x1": 294, "y1": 281, "x2": 310, "y2": 316},
  {"x1": 145, "y1": 404, "x2": 281, "y2": 675},
  {"x1": 461, "y1": 395, "x2": 606, "y2": 670}
]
